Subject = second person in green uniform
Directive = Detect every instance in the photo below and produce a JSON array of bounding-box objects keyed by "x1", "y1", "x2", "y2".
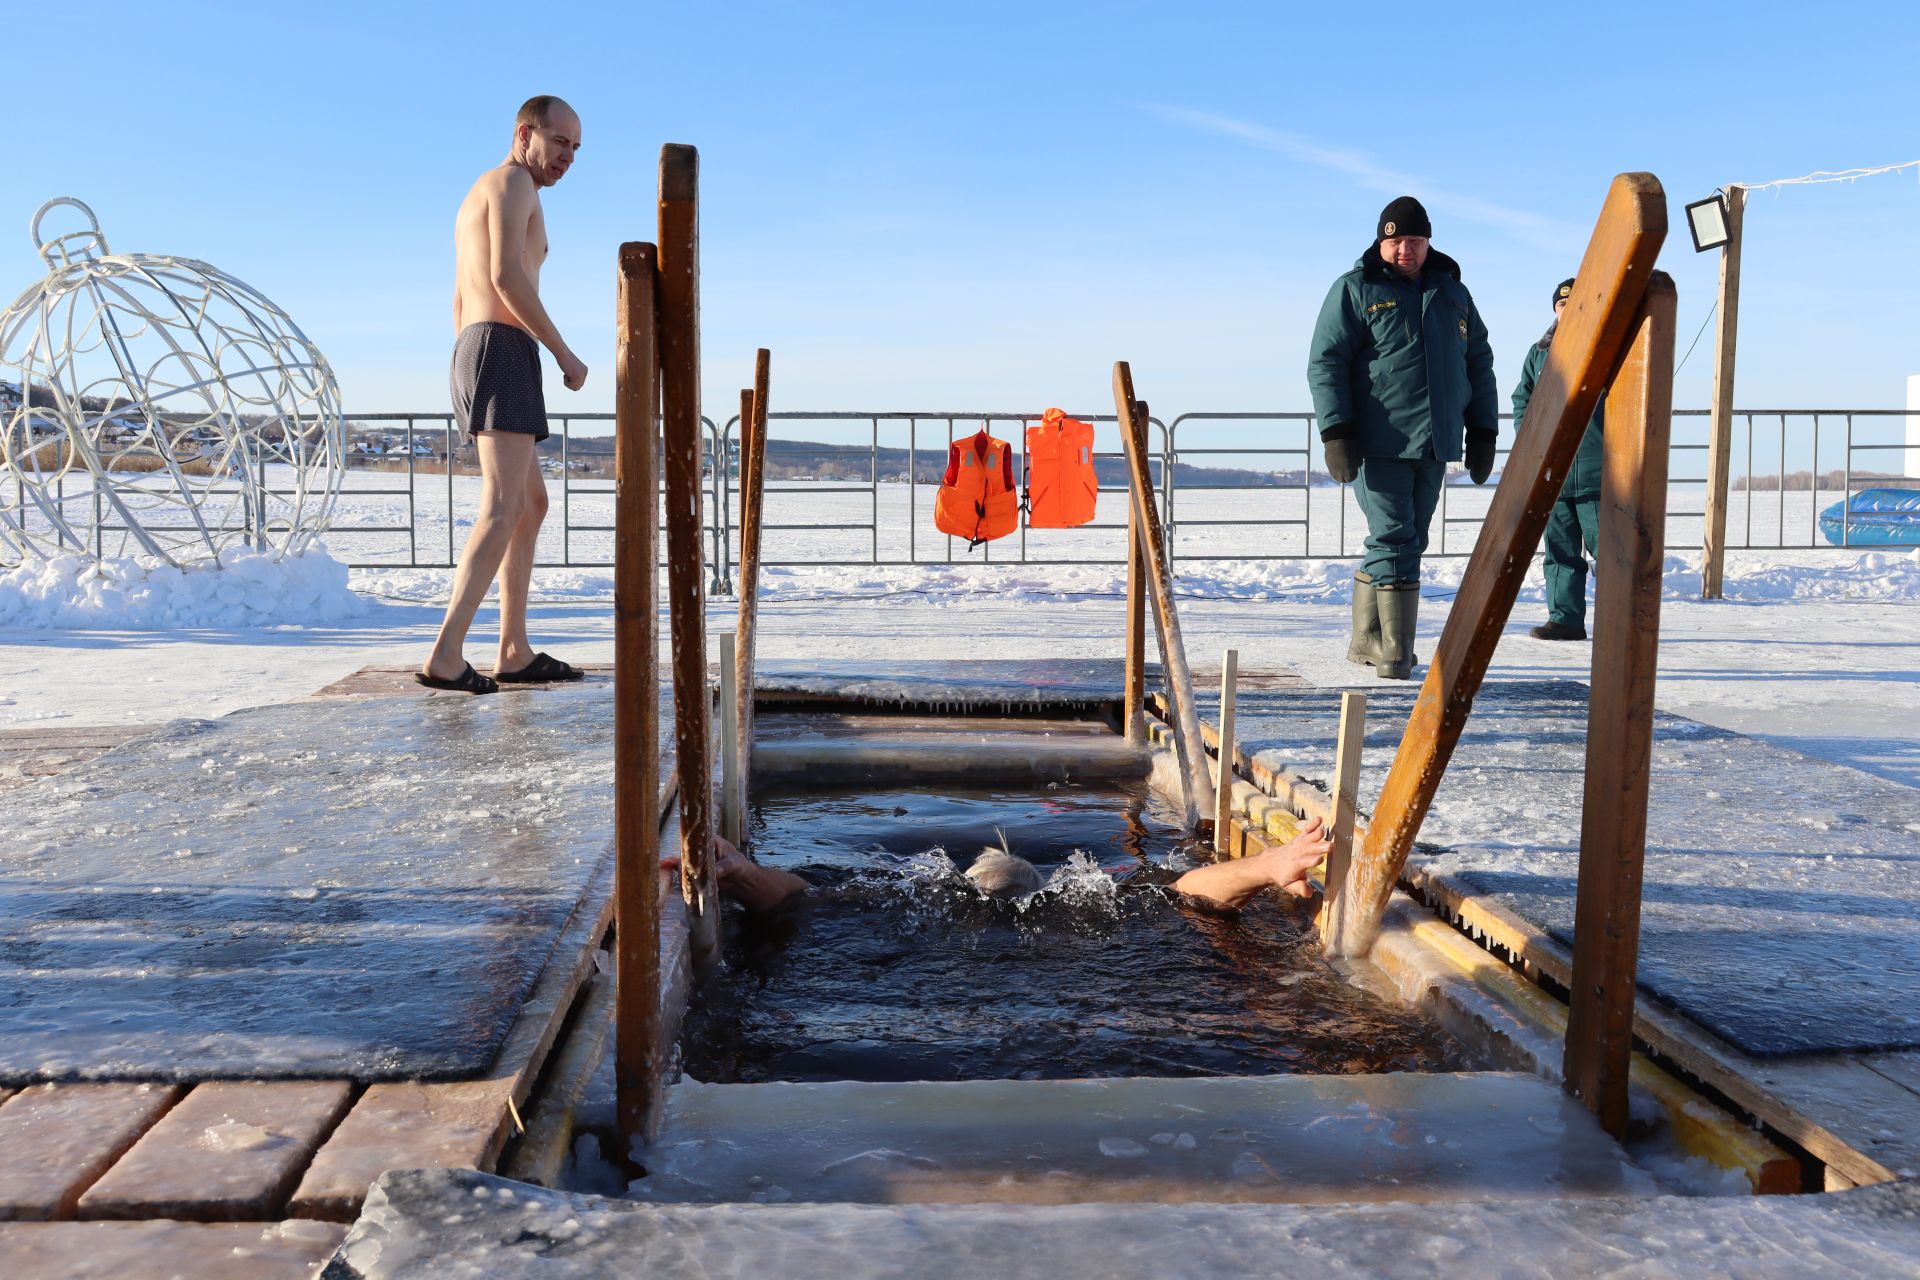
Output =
[
  {"x1": 1511, "y1": 277, "x2": 1605, "y2": 641},
  {"x1": 1307, "y1": 197, "x2": 1498, "y2": 679}
]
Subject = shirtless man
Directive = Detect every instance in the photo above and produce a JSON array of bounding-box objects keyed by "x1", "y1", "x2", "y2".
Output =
[{"x1": 418, "y1": 95, "x2": 590, "y2": 694}]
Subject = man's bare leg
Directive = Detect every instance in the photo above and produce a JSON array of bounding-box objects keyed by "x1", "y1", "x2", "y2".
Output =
[
  {"x1": 422, "y1": 432, "x2": 535, "y2": 682},
  {"x1": 1172, "y1": 817, "x2": 1334, "y2": 910},
  {"x1": 493, "y1": 444, "x2": 550, "y2": 675}
]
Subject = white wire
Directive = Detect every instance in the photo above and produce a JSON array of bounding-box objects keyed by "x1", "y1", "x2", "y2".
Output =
[{"x1": 1731, "y1": 159, "x2": 1920, "y2": 192}]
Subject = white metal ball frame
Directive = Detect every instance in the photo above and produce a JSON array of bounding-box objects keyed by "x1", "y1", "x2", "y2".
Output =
[{"x1": 0, "y1": 198, "x2": 345, "y2": 568}]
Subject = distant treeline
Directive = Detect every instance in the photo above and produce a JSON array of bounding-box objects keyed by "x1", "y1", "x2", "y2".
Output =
[{"x1": 1732, "y1": 470, "x2": 1903, "y2": 492}]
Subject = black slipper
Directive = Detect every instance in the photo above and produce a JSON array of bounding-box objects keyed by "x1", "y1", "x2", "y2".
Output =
[
  {"x1": 414, "y1": 662, "x2": 499, "y2": 695},
  {"x1": 496, "y1": 652, "x2": 586, "y2": 684}
]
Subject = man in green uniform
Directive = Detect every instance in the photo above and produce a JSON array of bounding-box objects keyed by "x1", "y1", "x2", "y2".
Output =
[
  {"x1": 1308, "y1": 197, "x2": 1498, "y2": 679},
  {"x1": 1511, "y1": 277, "x2": 1604, "y2": 640}
]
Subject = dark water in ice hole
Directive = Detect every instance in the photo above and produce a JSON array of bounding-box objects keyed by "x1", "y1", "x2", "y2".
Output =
[{"x1": 679, "y1": 782, "x2": 1473, "y2": 1084}]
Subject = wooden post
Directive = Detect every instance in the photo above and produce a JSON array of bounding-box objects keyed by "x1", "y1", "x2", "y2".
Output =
[
  {"x1": 1701, "y1": 185, "x2": 1745, "y2": 601},
  {"x1": 1564, "y1": 272, "x2": 1677, "y2": 1140},
  {"x1": 1317, "y1": 690, "x2": 1367, "y2": 954},
  {"x1": 1114, "y1": 365, "x2": 1210, "y2": 830},
  {"x1": 733, "y1": 351, "x2": 770, "y2": 844},
  {"x1": 1213, "y1": 649, "x2": 1238, "y2": 854},
  {"x1": 719, "y1": 632, "x2": 739, "y2": 847},
  {"x1": 613, "y1": 241, "x2": 662, "y2": 1145},
  {"x1": 657, "y1": 143, "x2": 720, "y2": 972},
  {"x1": 1123, "y1": 403, "x2": 1148, "y2": 747},
  {"x1": 1337, "y1": 174, "x2": 1669, "y2": 959}
]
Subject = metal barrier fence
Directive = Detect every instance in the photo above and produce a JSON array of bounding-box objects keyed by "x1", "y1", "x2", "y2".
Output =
[{"x1": 14, "y1": 408, "x2": 1916, "y2": 582}]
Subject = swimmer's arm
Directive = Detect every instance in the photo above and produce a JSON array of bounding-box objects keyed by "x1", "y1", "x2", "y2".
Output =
[
  {"x1": 1172, "y1": 818, "x2": 1330, "y2": 910},
  {"x1": 487, "y1": 169, "x2": 575, "y2": 363},
  {"x1": 715, "y1": 836, "x2": 809, "y2": 913}
]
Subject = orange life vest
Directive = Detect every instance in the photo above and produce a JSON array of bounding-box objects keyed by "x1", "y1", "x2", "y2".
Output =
[
  {"x1": 935, "y1": 431, "x2": 1019, "y2": 548},
  {"x1": 1025, "y1": 408, "x2": 1098, "y2": 529}
]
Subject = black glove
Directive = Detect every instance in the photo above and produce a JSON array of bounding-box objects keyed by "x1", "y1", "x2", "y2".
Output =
[
  {"x1": 1465, "y1": 429, "x2": 1497, "y2": 485},
  {"x1": 1321, "y1": 424, "x2": 1359, "y2": 484}
]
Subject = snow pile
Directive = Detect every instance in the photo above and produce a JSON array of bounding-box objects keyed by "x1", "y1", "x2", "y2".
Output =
[{"x1": 0, "y1": 545, "x2": 366, "y2": 629}]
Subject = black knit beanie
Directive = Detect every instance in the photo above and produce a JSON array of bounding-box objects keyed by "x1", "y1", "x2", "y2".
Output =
[
  {"x1": 1376, "y1": 196, "x2": 1432, "y2": 242},
  {"x1": 1552, "y1": 277, "x2": 1575, "y2": 308}
]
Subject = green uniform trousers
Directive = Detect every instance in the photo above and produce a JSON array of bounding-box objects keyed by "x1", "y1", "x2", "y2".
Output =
[
  {"x1": 1544, "y1": 494, "x2": 1600, "y2": 627},
  {"x1": 1352, "y1": 457, "x2": 1445, "y2": 586}
]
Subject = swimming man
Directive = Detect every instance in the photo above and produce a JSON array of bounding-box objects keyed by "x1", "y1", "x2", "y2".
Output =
[{"x1": 419, "y1": 95, "x2": 589, "y2": 694}]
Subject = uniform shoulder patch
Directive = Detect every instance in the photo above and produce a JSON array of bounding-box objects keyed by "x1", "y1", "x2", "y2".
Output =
[
  {"x1": 1457, "y1": 315, "x2": 1469, "y2": 340},
  {"x1": 1365, "y1": 299, "x2": 1398, "y2": 315}
]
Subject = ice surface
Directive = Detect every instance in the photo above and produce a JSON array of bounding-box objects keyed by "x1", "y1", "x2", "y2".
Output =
[
  {"x1": 0, "y1": 684, "x2": 623, "y2": 1081},
  {"x1": 627, "y1": 1074, "x2": 1655, "y2": 1205},
  {"x1": 1217, "y1": 681, "x2": 1920, "y2": 1056},
  {"x1": 753, "y1": 659, "x2": 1127, "y2": 712},
  {"x1": 323, "y1": 1166, "x2": 1920, "y2": 1280}
]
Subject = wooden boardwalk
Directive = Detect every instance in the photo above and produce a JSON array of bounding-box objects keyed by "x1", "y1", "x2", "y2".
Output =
[{"x1": 0, "y1": 667, "x2": 675, "y2": 1279}]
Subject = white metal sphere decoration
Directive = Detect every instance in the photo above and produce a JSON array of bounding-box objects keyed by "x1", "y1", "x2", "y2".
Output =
[{"x1": 0, "y1": 198, "x2": 344, "y2": 567}]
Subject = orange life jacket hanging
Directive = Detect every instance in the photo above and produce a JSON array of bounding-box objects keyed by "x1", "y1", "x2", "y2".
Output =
[
  {"x1": 1025, "y1": 408, "x2": 1098, "y2": 529},
  {"x1": 935, "y1": 429, "x2": 1019, "y2": 548}
]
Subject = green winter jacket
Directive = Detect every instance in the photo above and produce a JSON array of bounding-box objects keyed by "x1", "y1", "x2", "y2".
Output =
[
  {"x1": 1306, "y1": 246, "x2": 1497, "y2": 462},
  {"x1": 1512, "y1": 323, "x2": 1604, "y2": 501}
]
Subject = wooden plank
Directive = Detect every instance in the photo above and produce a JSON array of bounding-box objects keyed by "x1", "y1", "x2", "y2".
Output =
[
  {"x1": 502, "y1": 971, "x2": 616, "y2": 1188},
  {"x1": 0, "y1": 1220, "x2": 345, "y2": 1280},
  {"x1": 1211, "y1": 649, "x2": 1238, "y2": 852},
  {"x1": 77, "y1": 1081, "x2": 351, "y2": 1221},
  {"x1": 719, "y1": 631, "x2": 740, "y2": 846},
  {"x1": 287, "y1": 1080, "x2": 512, "y2": 1223},
  {"x1": 1343, "y1": 173, "x2": 1669, "y2": 958},
  {"x1": 1317, "y1": 691, "x2": 1367, "y2": 953},
  {"x1": 614, "y1": 240, "x2": 665, "y2": 1148},
  {"x1": 1861, "y1": 1052, "x2": 1920, "y2": 1101},
  {"x1": 735, "y1": 351, "x2": 771, "y2": 836},
  {"x1": 288, "y1": 859, "x2": 617, "y2": 1221},
  {"x1": 1701, "y1": 184, "x2": 1745, "y2": 601},
  {"x1": 1123, "y1": 402, "x2": 1148, "y2": 746},
  {"x1": 1371, "y1": 902, "x2": 1799, "y2": 1194},
  {"x1": 0, "y1": 1083, "x2": 182, "y2": 1220},
  {"x1": 1564, "y1": 273, "x2": 1677, "y2": 1139},
  {"x1": 658, "y1": 142, "x2": 720, "y2": 972},
  {"x1": 1408, "y1": 866, "x2": 1920, "y2": 1186},
  {"x1": 1112, "y1": 369, "x2": 1209, "y2": 829}
]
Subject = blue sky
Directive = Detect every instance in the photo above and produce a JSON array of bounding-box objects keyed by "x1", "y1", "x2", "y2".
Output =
[{"x1": 5, "y1": 1, "x2": 1917, "y2": 446}]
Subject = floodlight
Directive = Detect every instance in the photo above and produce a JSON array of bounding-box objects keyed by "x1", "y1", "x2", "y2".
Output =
[{"x1": 1686, "y1": 193, "x2": 1731, "y2": 252}]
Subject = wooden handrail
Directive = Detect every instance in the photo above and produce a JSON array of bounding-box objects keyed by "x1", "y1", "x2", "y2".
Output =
[
  {"x1": 732, "y1": 350, "x2": 771, "y2": 844},
  {"x1": 658, "y1": 143, "x2": 720, "y2": 973},
  {"x1": 613, "y1": 241, "x2": 663, "y2": 1144},
  {"x1": 1563, "y1": 271, "x2": 1678, "y2": 1138},
  {"x1": 1338, "y1": 173, "x2": 1669, "y2": 958},
  {"x1": 1114, "y1": 365, "x2": 1210, "y2": 829}
]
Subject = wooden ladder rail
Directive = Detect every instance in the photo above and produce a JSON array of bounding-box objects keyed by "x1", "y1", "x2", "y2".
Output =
[
  {"x1": 613, "y1": 241, "x2": 664, "y2": 1144},
  {"x1": 658, "y1": 142, "x2": 720, "y2": 973},
  {"x1": 1114, "y1": 367, "x2": 1210, "y2": 830},
  {"x1": 1563, "y1": 270, "x2": 1677, "y2": 1138},
  {"x1": 1337, "y1": 173, "x2": 1669, "y2": 959},
  {"x1": 729, "y1": 350, "x2": 771, "y2": 848}
]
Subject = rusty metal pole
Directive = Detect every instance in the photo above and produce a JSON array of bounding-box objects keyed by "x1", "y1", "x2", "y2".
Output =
[
  {"x1": 657, "y1": 143, "x2": 720, "y2": 972},
  {"x1": 613, "y1": 242, "x2": 663, "y2": 1145}
]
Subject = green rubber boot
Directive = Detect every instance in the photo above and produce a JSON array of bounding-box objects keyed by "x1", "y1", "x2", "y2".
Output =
[
  {"x1": 1347, "y1": 574, "x2": 1382, "y2": 667},
  {"x1": 1375, "y1": 584, "x2": 1421, "y2": 681}
]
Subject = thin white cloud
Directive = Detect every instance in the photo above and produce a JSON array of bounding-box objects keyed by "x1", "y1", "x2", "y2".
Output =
[{"x1": 1149, "y1": 105, "x2": 1581, "y2": 250}]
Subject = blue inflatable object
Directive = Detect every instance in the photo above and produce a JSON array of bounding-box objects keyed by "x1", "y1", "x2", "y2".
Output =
[{"x1": 1819, "y1": 488, "x2": 1920, "y2": 546}]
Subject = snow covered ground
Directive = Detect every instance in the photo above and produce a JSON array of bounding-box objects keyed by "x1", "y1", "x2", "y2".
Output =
[
  {"x1": 2, "y1": 470, "x2": 1917, "y2": 783},
  {"x1": 1, "y1": 534, "x2": 1917, "y2": 791}
]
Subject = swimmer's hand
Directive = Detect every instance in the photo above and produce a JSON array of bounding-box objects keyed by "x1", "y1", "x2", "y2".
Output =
[
  {"x1": 1172, "y1": 815, "x2": 1334, "y2": 910},
  {"x1": 560, "y1": 349, "x2": 588, "y2": 391}
]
